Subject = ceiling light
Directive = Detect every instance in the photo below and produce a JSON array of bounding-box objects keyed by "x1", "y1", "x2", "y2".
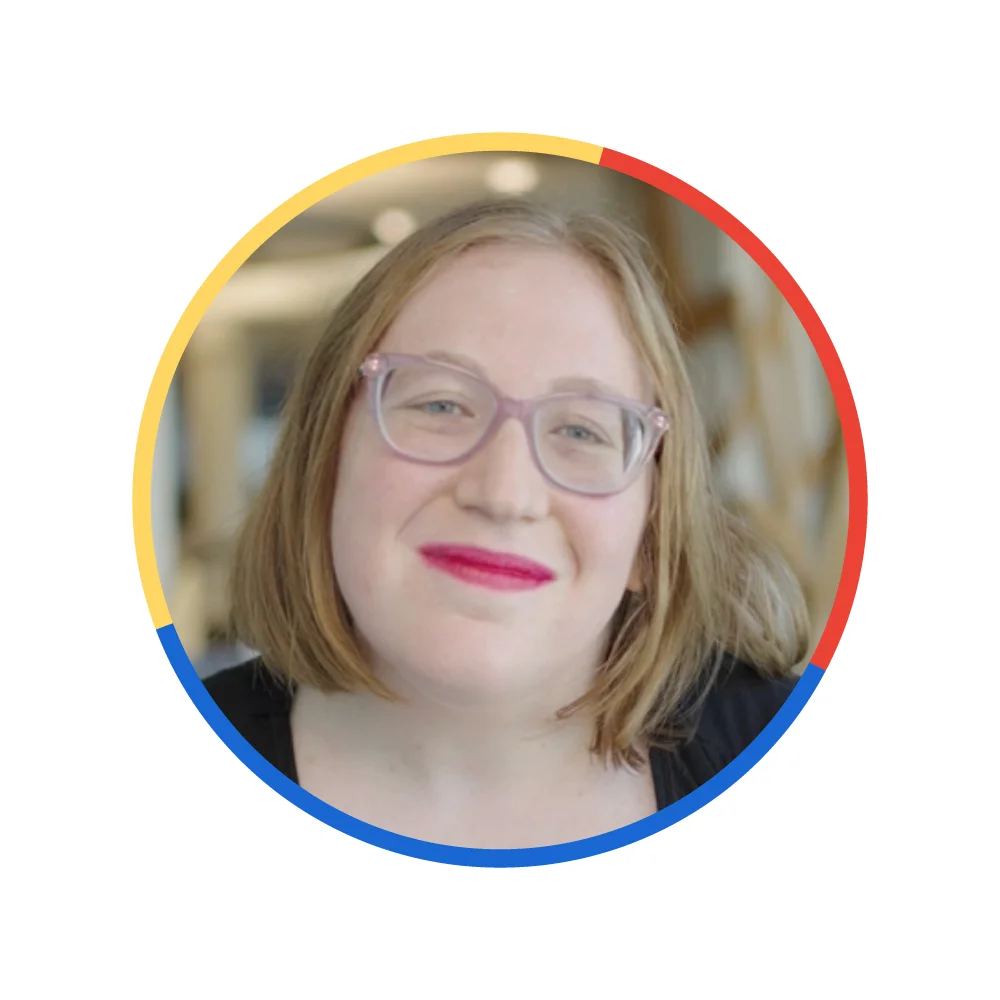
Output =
[
  {"x1": 372, "y1": 208, "x2": 417, "y2": 245},
  {"x1": 485, "y1": 157, "x2": 540, "y2": 194}
]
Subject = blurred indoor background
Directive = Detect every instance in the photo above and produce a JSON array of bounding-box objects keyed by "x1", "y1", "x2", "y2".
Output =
[{"x1": 151, "y1": 152, "x2": 848, "y2": 677}]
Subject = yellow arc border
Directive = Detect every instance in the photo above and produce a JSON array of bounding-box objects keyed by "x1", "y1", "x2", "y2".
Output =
[{"x1": 132, "y1": 133, "x2": 604, "y2": 629}]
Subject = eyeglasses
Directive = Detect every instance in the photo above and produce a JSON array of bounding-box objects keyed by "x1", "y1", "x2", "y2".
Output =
[{"x1": 357, "y1": 353, "x2": 669, "y2": 497}]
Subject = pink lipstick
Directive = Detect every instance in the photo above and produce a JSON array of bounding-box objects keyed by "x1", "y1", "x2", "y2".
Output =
[{"x1": 418, "y1": 544, "x2": 556, "y2": 591}]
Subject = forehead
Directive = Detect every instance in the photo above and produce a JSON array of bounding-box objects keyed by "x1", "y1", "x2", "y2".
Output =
[{"x1": 377, "y1": 244, "x2": 649, "y2": 400}]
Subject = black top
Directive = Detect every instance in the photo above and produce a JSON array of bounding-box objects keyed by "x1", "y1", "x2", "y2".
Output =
[{"x1": 203, "y1": 657, "x2": 796, "y2": 810}]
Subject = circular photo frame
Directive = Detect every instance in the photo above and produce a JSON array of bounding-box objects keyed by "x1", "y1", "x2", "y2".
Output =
[{"x1": 133, "y1": 133, "x2": 867, "y2": 867}]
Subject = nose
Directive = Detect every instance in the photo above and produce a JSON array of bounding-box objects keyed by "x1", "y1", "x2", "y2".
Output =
[{"x1": 453, "y1": 417, "x2": 550, "y2": 522}]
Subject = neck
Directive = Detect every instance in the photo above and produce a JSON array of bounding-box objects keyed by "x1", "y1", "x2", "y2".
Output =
[
  {"x1": 294, "y1": 669, "x2": 606, "y2": 798},
  {"x1": 289, "y1": 653, "x2": 657, "y2": 848}
]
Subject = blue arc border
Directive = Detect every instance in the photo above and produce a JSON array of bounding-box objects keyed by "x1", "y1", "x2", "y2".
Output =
[{"x1": 158, "y1": 624, "x2": 823, "y2": 867}]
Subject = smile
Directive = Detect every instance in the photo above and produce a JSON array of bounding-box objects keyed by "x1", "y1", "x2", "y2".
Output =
[{"x1": 417, "y1": 544, "x2": 557, "y2": 591}]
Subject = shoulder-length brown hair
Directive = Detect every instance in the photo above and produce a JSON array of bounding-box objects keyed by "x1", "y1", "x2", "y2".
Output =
[{"x1": 230, "y1": 197, "x2": 810, "y2": 765}]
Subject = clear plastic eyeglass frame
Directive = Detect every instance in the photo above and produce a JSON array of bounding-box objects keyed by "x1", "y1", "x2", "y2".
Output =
[{"x1": 357, "y1": 353, "x2": 670, "y2": 497}]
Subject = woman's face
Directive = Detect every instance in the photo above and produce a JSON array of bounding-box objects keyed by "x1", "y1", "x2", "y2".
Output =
[{"x1": 331, "y1": 244, "x2": 654, "y2": 710}]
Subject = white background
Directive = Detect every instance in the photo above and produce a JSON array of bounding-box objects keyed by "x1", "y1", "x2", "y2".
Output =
[{"x1": 3, "y1": 3, "x2": 997, "y2": 997}]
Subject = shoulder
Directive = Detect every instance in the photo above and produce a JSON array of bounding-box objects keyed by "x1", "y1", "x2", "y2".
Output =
[
  {"x1": 650, "y1": 656, "x2": 799, "y2": 806},
  {"x1": 202, "y1": 658, "x2": 297, "y2": 780},
  {"x1": 203, "y1": 658, "x2": 293, "y2": 719},
  {"x1": 694, "y1": 656, "x2": 798, "y2": 754}
]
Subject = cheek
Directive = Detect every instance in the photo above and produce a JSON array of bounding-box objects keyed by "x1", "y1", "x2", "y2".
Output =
[
  {"x1": 333, "y1": 456, "x2": 397, "y2": 565},
  {"x1": 334, "y1": 404, "x2": 407, "y2": 526},
  {"x1": 330, "y1": 429, "x2": 444, "y2": 592},
  {"x1": 331, "y1": 414, "x2": 396, "y2": 596},
  {"x1": 578, "y1": 479, "x2": 650, "y2": 561}
]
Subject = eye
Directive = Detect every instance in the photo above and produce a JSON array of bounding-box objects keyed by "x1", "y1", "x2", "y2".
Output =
[
  {"x1": 413, "y1": 398, "x2": 471, "y2": 417},
  {"x1": 554, "y1": 424, "x2": 610, "y2": 445}
]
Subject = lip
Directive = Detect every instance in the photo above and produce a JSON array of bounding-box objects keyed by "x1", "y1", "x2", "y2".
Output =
[{"x1": 417, "y1": 544, "x2": 557, "y2": 591}]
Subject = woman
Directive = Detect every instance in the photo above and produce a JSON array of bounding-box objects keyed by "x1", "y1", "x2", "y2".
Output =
[{"x1": 205, "y1": 197, "x2": 810, "y2": 849}]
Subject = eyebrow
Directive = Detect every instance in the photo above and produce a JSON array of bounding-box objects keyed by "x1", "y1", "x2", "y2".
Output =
[{"x1": 423, "y1": 349, "x2": 628, "y2": 399}]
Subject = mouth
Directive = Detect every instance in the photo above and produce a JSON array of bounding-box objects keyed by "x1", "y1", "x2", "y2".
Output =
[{"x1": 417, "y1": 544, "x2": 557, "y2": 592}]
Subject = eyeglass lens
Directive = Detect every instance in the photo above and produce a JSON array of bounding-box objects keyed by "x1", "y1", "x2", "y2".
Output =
[{"x1": 377, "y1": 363, "x2": 649, "y2": 492}]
